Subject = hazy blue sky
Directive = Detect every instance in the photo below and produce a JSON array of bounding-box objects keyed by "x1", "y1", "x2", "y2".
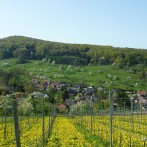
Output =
[{"x1": 0, "y1": 0, "x2": 147, "y2": 49}]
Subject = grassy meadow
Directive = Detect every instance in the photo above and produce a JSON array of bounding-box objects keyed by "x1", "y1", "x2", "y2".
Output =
[{"x1": 0, "y1": 58, "x2": 146, "y2": 90}]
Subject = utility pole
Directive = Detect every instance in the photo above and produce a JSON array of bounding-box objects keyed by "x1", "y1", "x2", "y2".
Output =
[
  {"x1": 48, "y1": 102, "x2": 51, "y2": 137},
  {"x1": 13, "y1": 95, "x2": 21, "y2": 147},
  {"x1": 90, "y1": 96, "x2": 93, "y2": 134},
  {"x1": 130, "y1": 97, "x2": 134, "y2": 132},
  {"x1": 42, "y1": 94, "x2": 49, "y2": 146},
  {"x1": 109, "y1": 90, "x2": 113, "y2": 147},
  {"x1": 4, "y1": 97, "x2": 7, "y2": 140},
  {"x1": 42, "y1": 94, "x2": 45, "y2": 147},
  {"x1": 109, "y1": 89, "x2": 117, "y2": 147}
]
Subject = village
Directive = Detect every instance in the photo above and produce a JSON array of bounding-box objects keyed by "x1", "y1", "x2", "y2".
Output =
[{"x1": 21, "y1": 79, "x2": 147, "y2": 114}]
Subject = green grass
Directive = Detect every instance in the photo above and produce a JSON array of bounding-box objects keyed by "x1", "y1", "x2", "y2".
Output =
[
  {"x1": 0, "y1": 58, "x2": 147, "y2": 90},
  {"x1": 75, "y1": 123, "x2": 109, "y2": 147}
]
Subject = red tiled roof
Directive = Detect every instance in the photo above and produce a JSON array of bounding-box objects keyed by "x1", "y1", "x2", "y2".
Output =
[{"x1": 137, "y1": 91, "x2": 147, "y2": 96}]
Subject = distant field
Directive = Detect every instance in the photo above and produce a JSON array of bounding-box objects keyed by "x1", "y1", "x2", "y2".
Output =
[{"x1": 0, "y1": 58, "x2": 146, "y2": 90}]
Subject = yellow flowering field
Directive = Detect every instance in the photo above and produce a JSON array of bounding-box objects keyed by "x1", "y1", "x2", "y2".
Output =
[
  {"x1": 47, "y1": 116, "x2": 94, "y2": 147},
  {"x1": 74, "y1": 115, "x2": 147, "y2": 147},
  {"x1": 0, "y1": 116, "x2": 51, "y2": 147},
  {"x1": 0, "y1": 114, "x2": 147, "y2": 146}
]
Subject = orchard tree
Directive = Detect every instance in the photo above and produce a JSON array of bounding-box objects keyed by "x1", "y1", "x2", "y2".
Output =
[
  {"x1": 13, "y1": 47, "x2": 28, "y2": 63},
  {"x1": 18, "y1": 98, "x2": 33, "y2": 115},
  {"x1": 7, "y1": 67, "x2": 25, "y2": 92}
]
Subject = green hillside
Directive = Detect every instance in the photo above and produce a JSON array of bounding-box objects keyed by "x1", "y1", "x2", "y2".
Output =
[
  {"x1": 0, "y1": 36, "x2": 147, "y2": 91},
  {"x1": 0, "y1": 58, "x2": 146, "y2": 91}
]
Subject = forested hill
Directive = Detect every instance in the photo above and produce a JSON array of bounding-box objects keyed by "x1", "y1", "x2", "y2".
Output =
[{"x1": 0, "y1": 35, "x2": 147, "y2": 66}]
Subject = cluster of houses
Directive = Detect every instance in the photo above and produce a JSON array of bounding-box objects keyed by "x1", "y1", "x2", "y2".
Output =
[
  {"x1": 136, "y1": 91, "x2": 147, "y2": 109},
  {"x1": 31, "y1": 79, "x2": 147, "y2": 110},
  {"x1": 32, "y1": 79, "x2": 94, "y2": 97},
  {"x1": 31, "y1": 79, "x2": 96, "y2": 108},
  {"x1": 2, "y1": 78, "x2": 146, "y2": 112}
]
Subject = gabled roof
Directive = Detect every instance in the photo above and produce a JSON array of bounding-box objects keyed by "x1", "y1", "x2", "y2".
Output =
[{"x1": 137, "y1": 91, "x2": 147, "y2": 96}]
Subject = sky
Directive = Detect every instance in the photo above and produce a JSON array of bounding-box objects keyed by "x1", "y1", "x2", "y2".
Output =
[{"x1": 0, "y1": 0, "x2": 147, "y2": 49}]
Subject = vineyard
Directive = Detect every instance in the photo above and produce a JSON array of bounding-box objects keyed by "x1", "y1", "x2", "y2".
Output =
[{"x1": 0, "y1": 95, "x2": 147, "y2": 147}]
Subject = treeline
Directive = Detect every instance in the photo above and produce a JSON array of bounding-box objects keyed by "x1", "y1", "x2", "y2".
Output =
[
  {"x1": 0, "y1": 67, "x2": 25, "y2": 95},
  {"x1": 0, "y1": 35, "x2": 147, "y2": 66}
]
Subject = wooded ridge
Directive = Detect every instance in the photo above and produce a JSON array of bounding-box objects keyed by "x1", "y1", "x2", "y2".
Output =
[{"x1": 0, "y1": 35, "x2": 147, "y2": 66}]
